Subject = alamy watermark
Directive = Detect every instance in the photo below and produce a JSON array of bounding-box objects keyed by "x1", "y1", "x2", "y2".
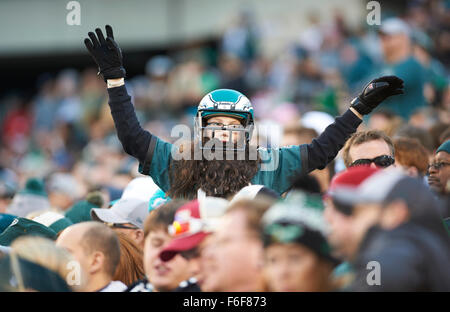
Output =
[
  {"x1": 66, "y1": 260, "x2": 81, "y2": 286},
  {"x1": 366, "y1": 261, "x2": 381, "y2": 286},
  {"x1": 66, "y1": 1, "x2": 81, "y2": 26},
  {"x1": 367, "y1": 1, "x2": 381, "y2": 26}
]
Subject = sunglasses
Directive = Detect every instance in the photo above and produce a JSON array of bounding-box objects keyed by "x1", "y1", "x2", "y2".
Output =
[
  {"x1": 350, "y1": 155, "x2": 395, "y2": 168},
  {"x1": 106, "y1": 223, "x2": 139, "y2": 230},
  {"x1": 331, "y1": 198, "x2": 354, "y2": 216},
  {"x1": 427, "y1": 162, "x2": 450, "y2": 171}
]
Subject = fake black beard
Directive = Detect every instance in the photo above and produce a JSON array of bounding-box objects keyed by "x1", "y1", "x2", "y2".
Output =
[{"x1": 168, "y1": 139, "x2": 260, "y2": 199}]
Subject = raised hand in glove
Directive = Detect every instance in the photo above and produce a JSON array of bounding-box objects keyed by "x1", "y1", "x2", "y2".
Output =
[
  {"x1": 351, "y1": 76, "x2": 404, "y2": 115},
  {"x1": 84, "y1": 25, "x2": 126, "y2": 81}
]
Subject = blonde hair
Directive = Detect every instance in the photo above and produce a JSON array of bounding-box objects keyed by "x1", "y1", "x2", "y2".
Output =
[
  {"x1": 342, "y1": 130, "x2": 395, "y2": 167},
  {"x1": 10, "y1": 236, "x2": 75, "y2": 285}
]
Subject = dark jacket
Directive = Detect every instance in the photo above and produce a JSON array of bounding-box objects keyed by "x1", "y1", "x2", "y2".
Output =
[{"x1": 349, "y1": 223, "x2": 450, "y2": 292}]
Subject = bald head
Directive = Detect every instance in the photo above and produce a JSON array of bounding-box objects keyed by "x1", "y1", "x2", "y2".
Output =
[{"x1": 57, "y1": 221, "x2": 120, "y2": 278}]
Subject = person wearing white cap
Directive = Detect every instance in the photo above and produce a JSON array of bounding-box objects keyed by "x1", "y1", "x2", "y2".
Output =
[
  {"x1": 91, "y1": 198, "x2": 149, "y2": 249},
  {"x1": 374, "y1": 17, "x2": 426, "y2": 120}
]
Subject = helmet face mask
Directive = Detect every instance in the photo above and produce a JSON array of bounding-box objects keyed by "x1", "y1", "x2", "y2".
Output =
[{"x1": 194, "y1": 89, "x2": 255, "y2": 152}]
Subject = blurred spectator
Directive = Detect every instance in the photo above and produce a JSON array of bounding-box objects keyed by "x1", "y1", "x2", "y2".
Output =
[
  {"x1": 440, "y1": 127, "x2": 450, "y2": 145},
  {"x1": 113, "y1": 232, "x2": 145, "y2": 287},
  {"x1": 200, "y1": 199, "x2": 270, "y2": 292},
  {"x1": 331, "y1": 167, "x2": 450, "y2": 291},
  {"x1": 221, "y1": 10, "x2": 258, "y2": 62},
  {"x1": 218, "y1": 53, "x2": 251, "y2": 95},
  {"x1": 261, "y1": 191, "x2": 339, "y2": 292},
  {"x1": 341, "y1": 130, "x2": 395, "y2": 168},
  {"x1": 6, "y1": 177, "x2": 50, "y2": 218},
  {"x1": 56, "y1": 221, "x2": 126, "y2": 292},
  {"x1": 324, "y1": 166, "x2": 381, "y2": 262},
  {"x1": 1, "y1": 97, "x2": 33, "y2": 153},
  {"x1": 0, "y1": 168, "x2": 18, "y2": 213},
  {"x1": 281, "y1": 125, "x2": 333, "y2": 193},
  {"x1": 367, "y1": 109, "x2": 404, "y2": 137},
  {"x1": 129, "y1": 200, "x2": 191, "y2": 292},
  {"x1": 281, "y1": 125, "x2": 318, "y2": 147},
  {"x1": 9, "y1": 236, "x2": 79, "y2": 291},
  {"x1": 429, "y1": 122, "x2": 450, "y2": 150},
  {"x1": 374, "y1": 18, "x2": 427, "y2": 120},
  {"x1": 0, "y1": 252, "x2": 72, "y2": 292},
  {"x1": 428, "y1": 140, "x2": 450, "y2": 197},
  {"x1": 412, "y1": 29, "x2": 448, "y2": 108},
  {"x1": 91, "y1": 198, "x2": 149, "y2": 249},
  {"x1": 395, "y1": 124, "x2": 435, "y2": 154},
  {"x1": 393, "y1": 137, "x2": 429, "y2": 178},
  {"x1": 159, "y1": 197, "x2": 228, "y2": 291},
  {"x1": 46, "y1": 172, "x2": 81, "y2": 211}
]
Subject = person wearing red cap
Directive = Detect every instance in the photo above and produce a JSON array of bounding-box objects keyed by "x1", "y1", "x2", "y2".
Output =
[
  {"x1": 324, "y1": 165, "x2": 381, "y2": 261},
  {"x1": 128, "y1": 201, "x2": 192, "y2": 292},
  {"x1": 327, "y1": 166, "x2": 450, "y2": 291},
  {"x1": 158, "y1": 196, "x2": 229, "y2": 291}
]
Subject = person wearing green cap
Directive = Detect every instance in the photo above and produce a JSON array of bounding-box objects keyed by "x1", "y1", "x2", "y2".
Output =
[
  {"x1": 261, "y1": 191, "x2": 339, "y2": 292},
  {"x1": 0, "y1": 217, "x2": 57, "y2": 246},
  {"x1": 6, "y1": 178, "x2": 50, "y2": 218},
  {"x1": 31, "y1": 211, "x2": 73, "y2": 236},
  {"x1": 428, "y1": 140, "x2": 450, "y2": 196},
  {"x1": 428, "y1": 140, "x2": 450, "y2": 220},
  {"x1": 64, "y1": 191, "x2": 104, "y2": 224}
]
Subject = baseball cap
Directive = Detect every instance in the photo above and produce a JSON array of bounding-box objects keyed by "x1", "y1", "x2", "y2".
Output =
[
  {"x1": 331, "y1": 167, "x2": 431, "y2": 210},
  {"x1": 32, "y1": 211, "x2": 73, "y2": 234},
  {"x1": 436, "y1": 140, "x2": 450, "y2": 154},
  {"x1": 19, "y1": 178, "x2": 47, "y2": 197},
  {"x1": 121, "y1": 177, "x2": 162, "y2": 203},
  {"x1": 0, "y1": 213, "x2": 17, "y2": 233},
  {"x1": 327, "y1": 165, "x2": 381, "y2": 199},
  {"x1": 326, "y1": 166, "x2": 382, "y2": 215},
  {"x1": 65, "y1": 200, "x2": 97, "y2": 224},
  {"x1": 91, "y1": 198, "x2": 149, "y2": 229},
  {"x1": 332, "y1": 167, "x2": 446, "y2": 225},
  {"x1": 379, "y1": 18, "x2": 411, "y2": 37},
  {"x1": 262, "y1": 191, "x2": 339, "y2": 265},
  {"x1": 229, "y1": 185, "x2": 279, "y2": 205},
  {"x1": 159, "y1": 196, "x2": 229, "y2": 262},
  {"x1": 0, "y1": 217, "x2": 57, "y2": 246}
]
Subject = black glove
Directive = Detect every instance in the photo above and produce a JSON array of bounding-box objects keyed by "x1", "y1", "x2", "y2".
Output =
[
  {"x1": 84, "y1": 25, "x2": 126, "y2": 81},
  {"x1": 351, "y1": 76, "x2": 404, "y2": 115}
]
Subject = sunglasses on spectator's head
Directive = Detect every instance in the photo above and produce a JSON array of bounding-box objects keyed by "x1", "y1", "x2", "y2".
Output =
[{"x1": 350, "y1": 155, "x2": 395, "y2": 168}]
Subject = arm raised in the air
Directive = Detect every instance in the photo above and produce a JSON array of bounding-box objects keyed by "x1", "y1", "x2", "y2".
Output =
[
  {"x1": 303, "y1": 76, "x2": 404, "y2": 172},
  {"x1": 84, "y1": 25, "x2": 154, "y2": 165}
]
